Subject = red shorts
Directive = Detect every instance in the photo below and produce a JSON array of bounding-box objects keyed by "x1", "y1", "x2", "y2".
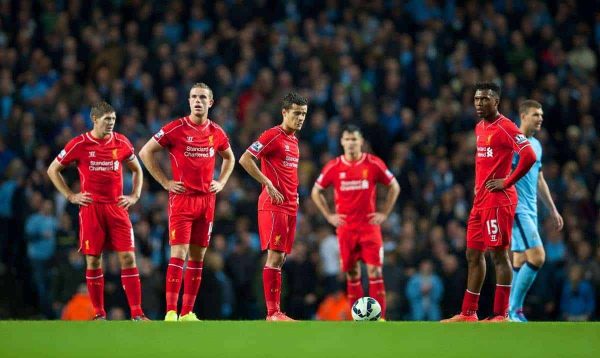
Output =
[
  {"x1": 258, "y1": 210, "x2": 296, "y2": 254},
  {"x1": 79, "y1": 203, "x2": 134, "y2": 256},
  {"x1": 337, "y1": 225, "x2": 383, "y2": 272},
  {"x1": 467, "y1": 205, "x2": 516, "y2": 251},
  {"x1": 168, "y1": 194, "x2": 215, "y2": 247}
]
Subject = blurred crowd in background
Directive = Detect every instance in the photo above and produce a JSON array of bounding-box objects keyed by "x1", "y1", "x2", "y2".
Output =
[{"x1": 0, "y1": 0, "x2": 599, "y2": 321}]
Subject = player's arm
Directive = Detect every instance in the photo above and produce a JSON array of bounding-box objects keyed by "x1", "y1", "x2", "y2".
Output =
[
  {"x1": 47, "y1": 159, "x2": 92, "y2": 206},
  {"x1": 486, "y1": 145, "x2": 536, "y2": 191},
  {"x1": 210, "y1": 147, "x2": 235, "y2": 194},
  {"x1": 369, "y1": 178, "x2": 400, "y2": 225},
  {"x1": 118, "y1": 156, "x2": 143, "y2": 209},
  {"x1": 138, "y1": 138, "x2": 185, "y2": 194},
  {"x1": 239, "y1": 151, "x2": 283, "y2": 204},
  {"x1": 538, "y1": 171, "x2": 564, "y2": 231},
  {"x1": 310, "y1": 185, "x2": 345, "y2": 227}
]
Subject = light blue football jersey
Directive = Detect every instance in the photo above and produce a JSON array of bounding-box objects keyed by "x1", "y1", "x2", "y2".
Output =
[{"x1": 513, "y1": 136, "x2": 542, "y2": 215}]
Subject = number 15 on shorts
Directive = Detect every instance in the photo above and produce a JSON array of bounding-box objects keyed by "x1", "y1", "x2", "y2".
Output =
[{"x1": 486, "y1": 219, "x2": 498, "y2": 241}]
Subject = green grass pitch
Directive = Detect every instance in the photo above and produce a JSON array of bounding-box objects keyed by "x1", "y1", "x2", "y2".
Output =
[{"x1": 1, "y1": 321, "x2": 598, "y2": 357}]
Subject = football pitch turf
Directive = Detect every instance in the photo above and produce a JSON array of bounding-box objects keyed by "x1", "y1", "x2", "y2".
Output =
[{"x1": 0, "y1": 321, "x2": 598, "y2": 357}]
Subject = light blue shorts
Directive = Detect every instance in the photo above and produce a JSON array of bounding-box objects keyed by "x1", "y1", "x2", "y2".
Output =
[{"x1": 511, "y1": 212, "x2": 542, "y2": 252}]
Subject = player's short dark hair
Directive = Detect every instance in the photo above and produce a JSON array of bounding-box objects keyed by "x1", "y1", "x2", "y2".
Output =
[
  {"x1": 282, "y1": 91, "x2": 308, "y2": 110},
  {"x1": 519, "y1": 99, "x2": 542, "y2": 115},
  {"x1": 474, "y1": 82, "x2": 501, "y2": 98},
  {"x1": 90, "y1": 101, "x2": 115, "y2": 119},
  {"x1": 341, "y1": 124, "x2": 362, "y2": 137},
  {"x1": 190, "y1": 82, "x2": 213, "y2": 99}
]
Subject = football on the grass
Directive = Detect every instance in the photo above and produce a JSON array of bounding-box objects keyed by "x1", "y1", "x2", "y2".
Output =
[{"x1": 351, "y1": 297, "x2": 381, "y2": 321}]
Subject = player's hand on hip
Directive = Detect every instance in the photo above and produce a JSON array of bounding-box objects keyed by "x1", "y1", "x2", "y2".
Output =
[
  {"x1": 326, "y1": 213, "x2": 346, "y2": 227},
  {"x1": 209, "y1": 180, "x2": 225, "y2": 193},
  {"x1": 485, "y1": 178, "x2": 506, "y2": 191},
  {"x1": 265, "y1": 182, "x2": 284, "y2": 204},
  {"x1": 165, "y1": 180, "x2": 186, "y2": 194},
  {"x1": 117, "y1": 194, "x2": 139, "y2": 209},
  {"x1": 68, "y1": 192, "x2": 93, "y2": 206},
  {"x1": 368, "y1": 212, "x2": 387, "y2": 225},
  {"x1": 552, "y1": 210, "x2": 564, "y2": 231}
]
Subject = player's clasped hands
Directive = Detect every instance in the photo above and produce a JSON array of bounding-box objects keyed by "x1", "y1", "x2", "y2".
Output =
[
  {"x1": 368, "y1": 212, "x2": 387, "y2": 225},
  {"x1": 485, "y1": 178, "x2": 506, "y2": 191},
  {"x1": 117, "y1": 194, "x2": 139, "y2": 209},
  {"x1": 326, "y1": 213, "x2": 346, "y2": 227},
  {"x1": 265, "y1": 181, "x2": 284, "y2": 204},
  {"x1": 209, "y1": 179, "x2": 225, "y2": 193},
  {"x1": 68, "y1": 192, "x2": 93, "y2": 206},
  {"x1": 164, "y1": 180, "x2": 186, "y2": 194}
]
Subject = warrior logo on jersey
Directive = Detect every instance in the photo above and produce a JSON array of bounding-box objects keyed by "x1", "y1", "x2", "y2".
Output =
[
  {"x1": 362, "y1": 169, "x2": 369, "y2": 179},
  {"x1": 208, "y1": 135, "x2": 213, "y2": 145},
  {"x1": 112, "y1": 149, "x2": 118, "y2": 160},
  {"x1": 486, "y1": 134, "x2": 493, "y2": 145},
  {"x1": 251, "y1": 141, "x2": 264, "y2": 152}
]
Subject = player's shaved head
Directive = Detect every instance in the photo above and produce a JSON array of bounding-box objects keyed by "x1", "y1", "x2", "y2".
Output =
[{"x1": 474, "y1": 82, "x2": 501, "y2": 99}]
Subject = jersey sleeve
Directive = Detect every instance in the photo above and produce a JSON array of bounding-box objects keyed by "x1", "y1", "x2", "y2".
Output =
[
  {"x1": 500, "y1": 120, "x2": 531, "y2": 154},
  {"x1": 315, "y1": 159, "x2": 337, "y2": 189},
  {"x1": 216, "y1": 127, "x2": 231, "y2": 152},
  {"x1": 370, "y1": 155, "x2": 395, "y2": 185},
  {"x1": 246, "y1": 129, "x2": 279, "y2": 159},
  {"x1": 56, "y1": 136, "x2": 84, "y2": 166},
  {"x1": 153, "y1": 120, "x2": 180, "y2": 148},
  {"x1": 119, "y1": 135, "x2": 136, "y2": 162}
]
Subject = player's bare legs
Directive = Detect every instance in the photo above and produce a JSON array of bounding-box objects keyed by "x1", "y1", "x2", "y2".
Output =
[
  {"x1": 345, "y1": 262, "x2": 364, "y2": 307},
  {"x1": 466, "y1": 248, "x2": 486, "y2": 293},
  {"x1": 85, "y1": 255, "x2": 106, "y2": 319},
  {"x1": 488, "y1": 249, "x2": 512, "y2": 321},
  {"x1": 115, "y1": 251, "x2": 147, "y2": 320},
  {"x1": 442, "y1": 248, "x2": 484, "y2": 322},
  {"x1": 366, "y1": 264, "x2": 386, "y2": 319},
  {"x1": 264, "y1": 249, "x2": 294, "y2": 321}
]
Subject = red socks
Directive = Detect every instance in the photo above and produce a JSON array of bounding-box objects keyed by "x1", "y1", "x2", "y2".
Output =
[
  {"x1": 121, "y1": 267, "x2": 143, "y2": 317},
  {"x1": 181, "y1": 261, "x2": 203, "y2": 316},
  {"x1": 347, "y1": 279, "x2": 364, "y2": 307},
  {"x1": 263, "y1": 266, "x2": 282, "y2": 316},
  {"x1": 165, "y1": 257, "x2": 184, "y2": 312},
  {"x1": 86, "y1": 268, "x2": 105, "y2": 317},
  {"x1": 369, "y1": 278, "x2": 386, "y2": 319},
  {"x1": 493, "y1": 284, "x2": 511, "y2": 317},
  {"x1": 461, "y1": 290, "x2": 480, "y2": 316}
]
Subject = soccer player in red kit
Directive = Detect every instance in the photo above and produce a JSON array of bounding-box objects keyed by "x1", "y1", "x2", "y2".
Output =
[
  {"x1": 239, "y1": 92, "x2": 308, "y2": 321},
  {"x1": 442, "y1": 82, "x2": 537, "y2": 322},
  {"x1": 139, "y1": 83, "x2": 235, "y2": 322},
  {"x1": 47, "y1": 101, "x2": 148, "y2": 320},
  {"x1": 311, "y1": 124, "x2": 400, "y2": 319}
]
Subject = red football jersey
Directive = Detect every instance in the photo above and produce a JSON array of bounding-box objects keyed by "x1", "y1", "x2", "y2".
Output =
[
  {"x1": 246, "y1": 126, "x2": 299, "y2": 215},
  {"x1": 57, "y1": 132, "x2": 135, "y2": 203},
  {"x1": 473, "y1": 114, "x2": 531, "y2": 209},
  {"x1": 153, "y1": 117, "x2": 230, "y2": 195},
  {"x1": 315, "y1": 153, "x2": 395, "y2": 225}
]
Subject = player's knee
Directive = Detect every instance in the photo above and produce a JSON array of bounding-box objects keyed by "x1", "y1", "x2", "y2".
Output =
[
  {"x1": 529, "y1": 249, "x2": 545, "y2": 268},
  {"x1": 86, "y1": 255, "x2": 102, "y2": 269},
  {"x1": 119, "y1": 252, "x2": 136, "y2": 268},
  {"x1": 367, "y1": 265, "x2": 382, "y2": 278},
  {"x1": 490, "y1": 250, "x2": 510, "y2": 267},
  {"x1": 466, "y1": 249, "x2": 483, "y2": 266},
  {"x1": 170, "y1": 245, "x2": 188, "y2": 259},
  {"x1": 347, "y1": 264, "x2": 361, "y2": 280}
]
